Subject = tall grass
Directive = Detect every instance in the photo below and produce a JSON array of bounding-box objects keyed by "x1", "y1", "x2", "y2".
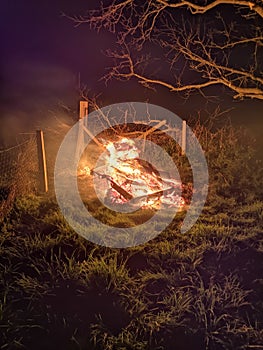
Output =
[{"x1": 0, "y1": 121, "x2": 262, "y2": 349}]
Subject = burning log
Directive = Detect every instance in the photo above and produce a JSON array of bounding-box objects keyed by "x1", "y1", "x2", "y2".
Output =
[
  {"x1": 91, "y1": 169, "x2": 133, "y2": 201},
  {"x1": 78, "y1": 137, "x2": 186, "y2": 209}
]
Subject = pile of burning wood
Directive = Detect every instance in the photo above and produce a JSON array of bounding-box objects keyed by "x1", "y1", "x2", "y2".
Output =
[{"x1": 78, "y1": 138, "x2": 185, "y2": 209}]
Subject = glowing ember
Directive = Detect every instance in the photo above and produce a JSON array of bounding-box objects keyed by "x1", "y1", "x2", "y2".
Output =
[
  {"x1": 78, "y1": 165, "x2": 90, "y2": 176},
  {"x1": 79, "y1": 138, "x2": 185, "y2": 209}
]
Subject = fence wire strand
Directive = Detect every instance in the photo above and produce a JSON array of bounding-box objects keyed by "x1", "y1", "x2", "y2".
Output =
[{"x1": 0, "y1": 136, "x2": 39, "y2": 219}]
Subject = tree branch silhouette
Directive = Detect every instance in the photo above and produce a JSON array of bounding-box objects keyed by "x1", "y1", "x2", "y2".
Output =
[{"x1": 71, "y1": 0, "x2": 263, "y2": 100}]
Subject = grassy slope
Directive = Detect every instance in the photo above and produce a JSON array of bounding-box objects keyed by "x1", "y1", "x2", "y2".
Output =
[{"x1": 0, "y1": 124, "x2": 262, "y2": 350}]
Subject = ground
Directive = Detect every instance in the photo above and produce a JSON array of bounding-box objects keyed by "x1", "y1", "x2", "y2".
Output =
[{"x1": 0, "y1": 123, "x2": 262, "y2": 350}]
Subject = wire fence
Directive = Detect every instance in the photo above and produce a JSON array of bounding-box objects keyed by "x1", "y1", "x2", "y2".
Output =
[{"x1": 0, "y1": 135, "x2": 39, "y2": 219}]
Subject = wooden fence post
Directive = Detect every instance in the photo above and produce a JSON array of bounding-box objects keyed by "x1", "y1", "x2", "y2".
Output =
[
  {"x1": 36, "y1": 130, "x2": 48, "y2": 193},
  {"x1": 181, "y1": 120, "x2": 186, "y2": 155},
  {"x1": 79, "y1": 100, "x2": 88, "y2": 121},
  {"x1": 75, "y1": 101, "x2": 89, "y2": 162}
]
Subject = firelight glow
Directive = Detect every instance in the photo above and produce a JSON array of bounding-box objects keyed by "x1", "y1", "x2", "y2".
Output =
[
  {"x1": 54, "y1": 102, "x2": 209, "y2": 247},
  {"x1": 85, "y1": 137, "x2": 185, "y2": 210}
]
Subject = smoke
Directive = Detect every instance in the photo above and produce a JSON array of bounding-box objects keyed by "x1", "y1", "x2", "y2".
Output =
[{"x1": 0, "y1": 59, "x2": 78, "y2": 148}]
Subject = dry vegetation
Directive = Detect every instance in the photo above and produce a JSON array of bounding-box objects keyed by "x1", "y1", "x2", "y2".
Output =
[{"x1": 0, "y1": 121, "x2": 262, "y2": 350}]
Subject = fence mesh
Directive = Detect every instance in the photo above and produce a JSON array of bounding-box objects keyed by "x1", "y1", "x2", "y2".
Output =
[{"x1": 0, "y1": 135, "x2": 39, "y2": 219}]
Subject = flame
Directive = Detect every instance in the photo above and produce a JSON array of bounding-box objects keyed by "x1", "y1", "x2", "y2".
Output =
[
  {"x1": 79, "y1": 138, "x2": 185, "y2": 209},
  {"x1": 78, "y1": 165, "x2": 90, "y2": 176}
]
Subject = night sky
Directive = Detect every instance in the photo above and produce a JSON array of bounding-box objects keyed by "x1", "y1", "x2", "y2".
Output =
[
  {"x1": 1, "y1": 1, "x2": 111, "y2": 106},
  {"x1": 1, "y1": 0, "x2": 262, "y2": 153}
]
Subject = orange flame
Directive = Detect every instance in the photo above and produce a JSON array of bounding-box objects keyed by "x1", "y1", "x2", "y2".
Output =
[{"x1": 79, "y1": 138, "x2": 185, "y2": 209}]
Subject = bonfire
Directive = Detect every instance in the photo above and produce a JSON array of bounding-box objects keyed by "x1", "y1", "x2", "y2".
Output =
[{"x1": 78, "y1": 138, "x2": 185, "y2": 209}]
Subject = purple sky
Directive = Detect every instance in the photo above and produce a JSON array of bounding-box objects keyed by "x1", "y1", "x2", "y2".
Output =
[
  {"x1": 1, "y1": 1, "x2": 114, "y2": 99},
  {"x1": 0, "y1": 0, "x2": 262, "y2": 152}
]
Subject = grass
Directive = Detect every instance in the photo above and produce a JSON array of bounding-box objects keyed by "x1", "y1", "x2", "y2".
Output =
[{"x1": 0, "y1": 122, "x2": 262, "y2": 349}]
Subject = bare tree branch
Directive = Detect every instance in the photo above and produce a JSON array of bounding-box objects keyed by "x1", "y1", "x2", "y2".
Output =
[
  {"x1": 156, "y1": 0, "x2": 263, "y2": 18},
  {"x1": 72, "y1": 0, "x2": 263, "y2": 100}
]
